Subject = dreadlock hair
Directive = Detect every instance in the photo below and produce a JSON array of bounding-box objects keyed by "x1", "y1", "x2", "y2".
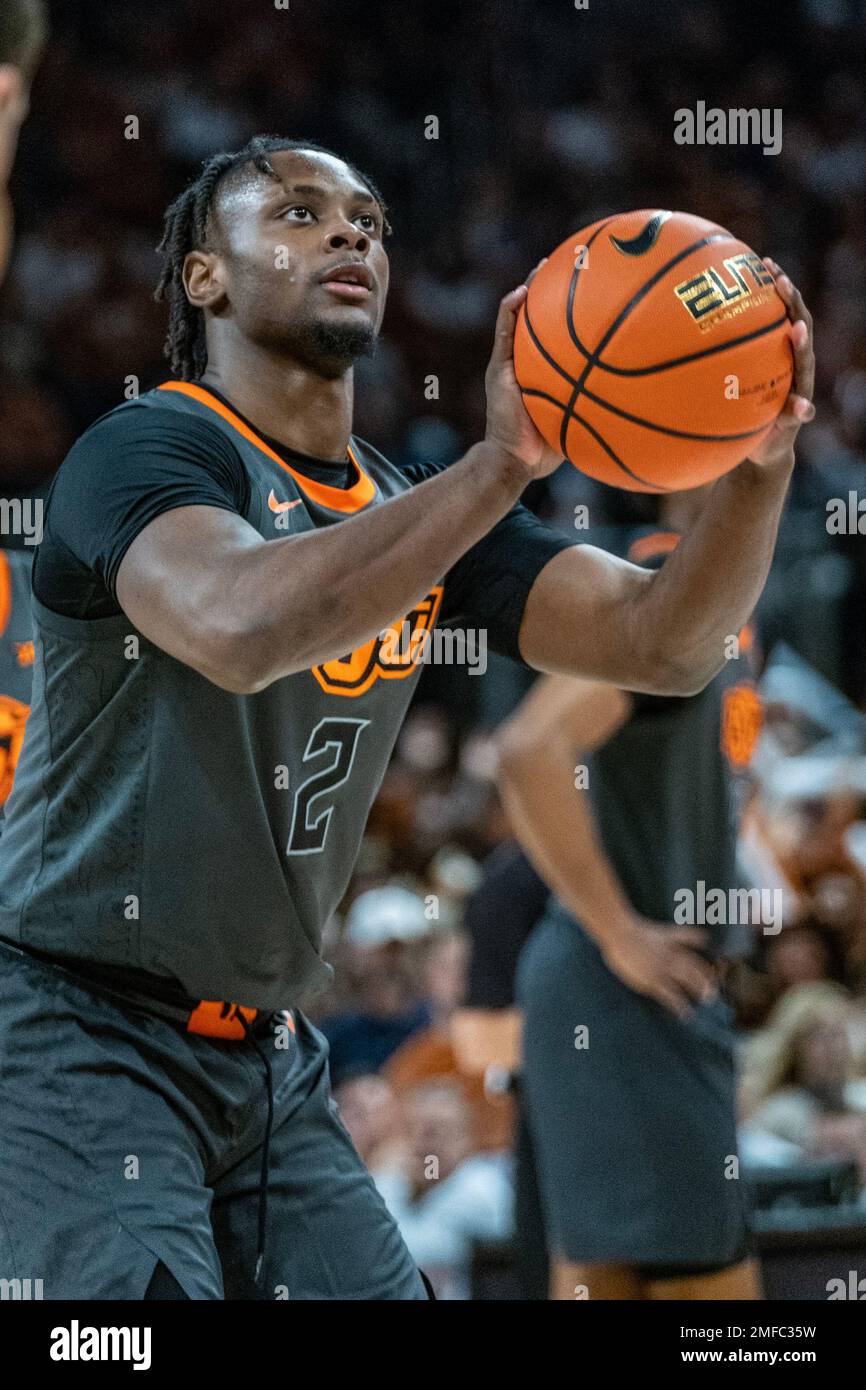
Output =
[{"x1": 154, "y1": 135, "x2": 390, "y2": 382}]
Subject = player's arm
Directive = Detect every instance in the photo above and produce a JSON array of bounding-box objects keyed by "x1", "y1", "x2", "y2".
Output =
[
  {"x1": 0, "y1": 3, "x2": 46, "y2": 285},
  {"x1": 0, "y1": 66, "x2": 28, "y2": 284},
  {"x1": 517, "y1": 265, "x2": 814, "y2": 695},
  {"x1": 498, "y1": 673, "x2": 718, "y2": 1015},
  {"x1": 115, "y1": 284, "x2": 562, "y2": 694}
]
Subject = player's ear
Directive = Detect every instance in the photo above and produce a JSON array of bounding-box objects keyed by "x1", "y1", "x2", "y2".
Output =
[{"x1": 183, "y1": 249, "x2": 228, "y2": 312}]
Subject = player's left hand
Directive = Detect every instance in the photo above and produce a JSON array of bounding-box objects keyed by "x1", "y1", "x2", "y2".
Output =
[{"x1": 746, "y1": 259, "x2": 815, "y2": 468}]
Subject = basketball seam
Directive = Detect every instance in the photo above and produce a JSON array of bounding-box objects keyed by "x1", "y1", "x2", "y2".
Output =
[
  {"x1": 524, "y1": 297, "x2": 789, "y2": 383},
  {"x1": 577, "y1": 383, "x2": 776, "y2": 442},
  {"x1": 520, "y1": 388, "x2": 669, "y2": 491},
  {"x1": 522, "y1": 222, "x2": 788, "y2": 487}
]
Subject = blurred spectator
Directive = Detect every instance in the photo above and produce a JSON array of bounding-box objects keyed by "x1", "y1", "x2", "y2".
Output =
[
  {"x1": 319, "y1": 886, "x2": 433, "y2": 1085},
  {"x1": 383, "y1": 925, "x2": 515, "y2": 1152},
  {"x1": 372, "y1": 1081, "x2": 513, "y2": 1299},
  {"x1": 331, "y1": 1072, "x2": 404, "y2": 1172},
  {"x1": 741, "y1": 983, "x2": 866, "y2": 1193}
]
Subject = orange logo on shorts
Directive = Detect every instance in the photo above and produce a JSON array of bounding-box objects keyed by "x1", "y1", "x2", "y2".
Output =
[
  {"x1": 312, "y1": 587, "x2": 444, "y2": 697},
  {"x1": 721, "y1": 683, "x2": 762, "y2": 770},
  {"x1": 0, "y1": 694, "x2": 29, "y2": 805}
]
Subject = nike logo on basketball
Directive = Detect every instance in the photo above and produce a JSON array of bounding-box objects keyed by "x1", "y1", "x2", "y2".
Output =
[
  {"x1": 268, "y1": 491, "x2": 303, "y2": 514},
  {"x1": 610, "y1": 211, "x2": 672, "y2": 257}
]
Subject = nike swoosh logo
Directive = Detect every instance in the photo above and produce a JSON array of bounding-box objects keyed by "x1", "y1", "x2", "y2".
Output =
[
  {"x1": 610, "y1": 210, "x2": 672, "y2": 257},
  {"x1": 268, "y1": 490, "x2": 303, "y2": 514}
]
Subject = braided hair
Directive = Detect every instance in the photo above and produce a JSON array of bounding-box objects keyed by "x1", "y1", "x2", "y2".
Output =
[{"x1": 154, "y1": 136, "x2": 389, "y2": 381}]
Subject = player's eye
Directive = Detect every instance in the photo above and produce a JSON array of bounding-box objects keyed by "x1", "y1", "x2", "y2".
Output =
[
  {"x1": 283, "y1": 205, "x2": 316, "y2": 223},
  {"x1": 355, "y1": 212, "x2": 381, "y2": 234}
]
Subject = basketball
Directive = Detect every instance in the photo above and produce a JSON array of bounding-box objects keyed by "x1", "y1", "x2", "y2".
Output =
[{"x1": 514, "y1": 210, "x2": 794, "y2": 492}]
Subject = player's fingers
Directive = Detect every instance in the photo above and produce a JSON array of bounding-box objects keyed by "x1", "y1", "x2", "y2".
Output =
[
  {"x1": 777, "y1": 390, "x2": 816, "y2": 426},
  {"x1": 666, "y1": 927, "x2": 709, "y2": 951},
  {"x1": 651, "y1": 980, "x2": 691, "y2": 1019},
  {"x1": 670, "y1": 951, "x2": 718, "y2": 1003},
  {"x1": 766, "y1": 259, "x2": 816, "y2": 426},
  {"x1": 779, "y1": 275, "x2": 813, "y2": 333},
  {"x1": 486, "y1": 284, "x2": 528, "y2": 370},
  {"x1": 789, "y1": 313, "x2": 815, "y2": 406},
  {"x1": 524, "y1": 257, "x2": 548, "y2": 290},
  {"x1": 764, "y1": 258, "x2": 814, "y2": 332}
]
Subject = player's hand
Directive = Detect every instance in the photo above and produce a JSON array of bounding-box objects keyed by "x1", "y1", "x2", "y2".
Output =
[
  {"x1": 600, "y1": 917, "x2": 719, "y2": 1018},
  {"x1": 745, "y1": 259, "x2": 815, "y2": 469},
  {"x1": 484, "y1": 262, "x2": 564, "y2": 481}
]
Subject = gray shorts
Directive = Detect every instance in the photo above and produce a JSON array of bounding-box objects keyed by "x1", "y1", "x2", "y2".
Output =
[
  {"x1": 0, "y1": 941, "x2": 426, "y2": 1300},
  {"x1": 516, "y1": 910, "x2": 750, "y2": 1269}
]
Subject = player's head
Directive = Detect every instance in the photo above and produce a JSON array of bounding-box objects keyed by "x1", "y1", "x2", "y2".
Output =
[
  {"x1": 0, "y1": 0, "x2": 47, "y2": 78},
  {"x1": 155, "y1": 136, "x2": 390, "y2": 382}
]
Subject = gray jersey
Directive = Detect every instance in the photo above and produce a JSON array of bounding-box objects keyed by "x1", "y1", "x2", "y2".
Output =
[
  {"x1": 0, "y1": 383, "x2": 568, "y2": 1008},
  {"x1": 586, "y1": 535, "x2": 762, "y2": 957}
]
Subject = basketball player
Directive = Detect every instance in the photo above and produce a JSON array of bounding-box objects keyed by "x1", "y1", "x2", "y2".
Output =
[
  {"x1": 0, "y1": 136, "x2": 813, "y2": 1299},
  {"x1": 498, "y1": 506, "x2": 766, "y2": 1300},
  {"x1": 0, "y1": 0, "x2": 46, "y2": 809}
]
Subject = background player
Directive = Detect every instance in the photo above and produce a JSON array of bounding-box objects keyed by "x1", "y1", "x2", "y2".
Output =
[
  {"x1": 0, "y1": 136, "x2": 812, "y2": 1299},
  {"x1": 497, "y1": 497, "x2": 766, "y2": 1300}
]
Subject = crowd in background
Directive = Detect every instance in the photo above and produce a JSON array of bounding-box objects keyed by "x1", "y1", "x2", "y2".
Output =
[{"x1": 2, "y1": 0, "x2": 866, "y2": 1296}]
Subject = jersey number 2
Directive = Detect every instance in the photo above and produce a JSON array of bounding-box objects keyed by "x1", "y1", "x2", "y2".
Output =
[{"x1": 286, "y1": 717, "x2": 370, "y2": 856}]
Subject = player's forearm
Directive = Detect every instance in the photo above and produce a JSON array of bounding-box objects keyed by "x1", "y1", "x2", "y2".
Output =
[
  {"x1": 227, "y1": 441, "x2": 527, "y2": 690},
  {"x1": 499, "y1": 738, "x2": 635, "y2": 947},
  {"x1": 635, "y1": 451, "x2": 794, "y2": 693}
]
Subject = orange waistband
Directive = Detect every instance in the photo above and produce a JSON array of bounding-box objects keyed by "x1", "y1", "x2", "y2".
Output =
[{"x1": 186, "y1": 1001, "x2": 296, "y2": 1041}]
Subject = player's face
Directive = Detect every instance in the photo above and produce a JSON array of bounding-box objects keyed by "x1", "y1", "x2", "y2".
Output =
[{"x1": 207, "y1": 149, "x2": 389, "y2": 375}]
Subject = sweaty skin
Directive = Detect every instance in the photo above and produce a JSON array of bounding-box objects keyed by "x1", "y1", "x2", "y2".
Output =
[{"x1": 116, "y1": 150, "x2": 815, "y2": 696}]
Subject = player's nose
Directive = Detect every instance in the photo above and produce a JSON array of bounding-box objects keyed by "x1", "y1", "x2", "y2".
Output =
[{"x1": 323, "y1": 221, "x2": 370, "y2": 254}]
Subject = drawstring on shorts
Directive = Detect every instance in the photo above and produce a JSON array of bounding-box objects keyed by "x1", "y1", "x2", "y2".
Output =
[{"x1": 239, "y1": 1013, "x2": 276, "y2": 1290}]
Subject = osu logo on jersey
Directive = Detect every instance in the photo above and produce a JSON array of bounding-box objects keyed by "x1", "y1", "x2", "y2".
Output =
[
  {"x1": 0, "y1": 694, "x2": 29, "y2": 806},
  {"x1": 721, "y1": 682, "x2": 763, "y2": 770},
  {"x1": 312, "y1": 587, "x2": 444, "y2": 697}
]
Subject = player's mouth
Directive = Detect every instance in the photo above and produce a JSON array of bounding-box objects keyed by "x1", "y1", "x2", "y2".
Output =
[{"x1": 318, "y1": 261, "x2": 374, "y2": 301}]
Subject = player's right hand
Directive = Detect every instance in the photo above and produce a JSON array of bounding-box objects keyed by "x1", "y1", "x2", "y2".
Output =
[
  {"x1": 484, "y1": 266, "x2": 564, "y2": 481},
  {"x1": 601, "y1": 918, "x2": 719, "y2": 1018}
]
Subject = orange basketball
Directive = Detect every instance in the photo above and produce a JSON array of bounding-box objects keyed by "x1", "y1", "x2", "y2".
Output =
[{"x1": 514, "y1": 210, "x2": 794, "y2": 492}]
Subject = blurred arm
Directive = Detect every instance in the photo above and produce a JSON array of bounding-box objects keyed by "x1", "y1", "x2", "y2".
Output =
[
  {"x1": 498, "y1": 673, "x2": 636, "y2": 944},
  {"x1": 0, "y1": 66, "x2": 28, "y2": 285},
  {"x1": 498, "y1": 673, "x2": 718, "y2": 1014}
]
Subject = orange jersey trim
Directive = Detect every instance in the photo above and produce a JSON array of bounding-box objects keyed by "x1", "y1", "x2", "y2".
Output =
[
  {"x1": 0, "y1": 552, "x2": 10, "y2": 636},
  {"x1": 158, "y1": 381, "x2": 376, "y2": 515},
  {"x1": 0, "y1": 693, "x2": 29, "y2": 806},
  {"x1": 627, "y1": 530, "x2": 680, "y2": 565}
]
